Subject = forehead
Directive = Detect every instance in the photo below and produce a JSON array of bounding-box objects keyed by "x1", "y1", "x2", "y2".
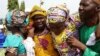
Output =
[
  {"x1": 32, "y1": 14, "x2": 46, "y2": 20},
  {"x1": 13, "y1": 11, "x2": 25, "y2": 16},
  {"x1": 80, "y1": 0, "x2": 94, "y2": 4}
]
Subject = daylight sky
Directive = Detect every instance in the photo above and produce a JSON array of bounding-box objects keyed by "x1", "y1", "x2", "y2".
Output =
[{"x1": 0, "y1": 0, "x2": 80, "y2": 18}]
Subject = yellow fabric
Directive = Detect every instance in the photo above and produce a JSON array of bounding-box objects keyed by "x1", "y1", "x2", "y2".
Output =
[
  {"x1": 33, "y1": 33, "x2": 58, "y2": 56},
  {"x1": 29, "y1": 5, "x2": 46, "y2": 19},
  {"x1": 55, "y1": 29, "x2": 67, "y2": 44},
  {"x1": 47, "y1": 16, "x2": 66, "y2": 23},
  {"x1": 53, "y1": 29, "x2": 68, "y2": 53},
  {"x1": 52, "y1": 22, "x2": 76, "y2": 53},
  {"x1": 28, "y1": 5, "x2": 47, "y2": 28}
]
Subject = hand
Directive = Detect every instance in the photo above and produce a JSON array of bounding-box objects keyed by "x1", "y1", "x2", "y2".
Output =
[
  {"x1": 27, "y1": 22, "x2": 34, "y2": 29},
  {"x1": 67, "y1": 36, "x2": 86, "y2": 51},
  {"x1": 28, "y1": 28, "x2": 35, "y2": 37}
]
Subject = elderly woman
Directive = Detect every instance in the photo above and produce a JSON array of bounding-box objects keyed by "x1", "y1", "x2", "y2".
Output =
[
  {"x1": 47, "y1": 4, "x2": 80, "y2": 56},
  {"x1": 27, "y1": 5, "x2": 59, "y2": 56},
  {"x1": 3, "y1": 10, "x2": 27, "y2": 56}
]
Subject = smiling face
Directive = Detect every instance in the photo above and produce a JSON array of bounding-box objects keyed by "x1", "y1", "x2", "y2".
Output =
[
  {"x1": 32, "y1": 14, "x2": 46, "y2": 30},
  {"x1": 79, "y1": 0, "x2": 98, "y2": 24},
  {"x1": 49, "y1": 21, "x2": 65, "y2": 31}
]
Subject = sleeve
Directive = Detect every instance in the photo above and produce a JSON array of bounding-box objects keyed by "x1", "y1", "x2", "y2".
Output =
[
  {"x1": 17, "y1": 36, "x2": 26, "y2": 54},
  {"x1": 3, "y1": 35, "x2": 9, "y2": 47},
  {"x1": 17, "y1": 42, "x2": 26, "y2": 54},
  {"x1": 83, "y1": 48, "x2": 100, "y2": 56}
]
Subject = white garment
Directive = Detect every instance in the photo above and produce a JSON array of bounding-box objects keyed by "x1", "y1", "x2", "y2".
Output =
[
  {"x1": 0, "y1": 25, "x2": 4, "y2": 29},
  {"x1": 86, "y1": 32, "x2": 96, "y2": 46},
  {"x1": 23, "y1": 37, "x2": 35, "y2": 56}
]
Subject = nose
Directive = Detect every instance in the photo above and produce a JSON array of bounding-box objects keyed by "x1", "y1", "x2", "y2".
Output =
[
  {"x1": 36, "y1": 20, "x2": 43, "y2": 24},
  {"x1": 79, "y1": 5, "x2": 84, "y2": 12},
  {"x1": 37, "y1": 20, "x2": 41, "y2": 22}
]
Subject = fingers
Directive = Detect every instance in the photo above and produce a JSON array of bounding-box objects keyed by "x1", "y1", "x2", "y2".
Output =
[
  {"x1": 30, "y1": 28, "x2": 35, "y2": 32},
  {"x1": 67, "y1": 36, "x2": 78, "y2": 46},
  {"x1": 28, "y1": 28, "x2": 35, "y2": 37},
  {"x1": 67, "y1": 37, "x2": 74, "y2": 45},
  {"x1": 29, "y1": 28, "x2": 35, "y2": 33},
  {"x1": 67, "y1": 36, "x2": 75, "y2": 41}
]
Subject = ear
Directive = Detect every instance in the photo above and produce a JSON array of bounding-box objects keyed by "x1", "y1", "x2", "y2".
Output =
[{"x1": 96, "y1": 5, "x2": 100, "y2": 12}]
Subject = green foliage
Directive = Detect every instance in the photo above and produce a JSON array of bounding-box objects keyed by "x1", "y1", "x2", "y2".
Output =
[
  {"x1": 8, "y1": 0, "x2": 19, "y2": 11},
  {"x1": 20, "y1": 1, "x2": 25, "y2": 11}
]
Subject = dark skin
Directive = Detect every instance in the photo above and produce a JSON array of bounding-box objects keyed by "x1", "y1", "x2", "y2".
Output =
[
  {"x1": 67, "y1": 0, "x2": 100, "y2": 51},
  {"x1": 49, "y1": 22, "x2": 66, "y2": 35},
  {"x1": 79, "y1": 0, "x2": 99, "y2": 26},
  {"x1": 28, "y1": 14, "x2": 51, "y2": 49},
  {"x1": 79, "y1": 0, "x2": 100, "y2": 40},
  {"x1": 95, "y1": 9, "x2": 100, "y2": 40},
  {"x1": 31, "y1": 14, "x2": 47, "y2": 35}
]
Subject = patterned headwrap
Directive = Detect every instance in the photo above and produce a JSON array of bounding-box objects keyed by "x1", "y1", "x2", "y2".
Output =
[
  {"x1": 29, "y1": 5, "x2": 46, "y2": 21},
  {"x1": 27, "y1": 5, "x2": 46, "y2": 29},
  {"x1": 6, "y1": 9, "x2": 28, "y2": 27},
  {"x1": 47, "y1": 4, "x2": 69, "y2": 23},
  {"x1": 12, "y1": 10, "x2": 26, "y2": 25}
]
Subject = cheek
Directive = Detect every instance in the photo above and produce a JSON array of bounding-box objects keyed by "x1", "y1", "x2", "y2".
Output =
[
  {"x1": 79, "y1": 14, "x2": 85, "y2": 20},
  {"x1": 43, "y1": 21, "x2": 46, "y2": 25},
  {"x1": 12, "y1": 17, "x2": 16, "y2": 20},
  {"x1": 85, "y1": 5, "x2": 96, "y2": 13}
]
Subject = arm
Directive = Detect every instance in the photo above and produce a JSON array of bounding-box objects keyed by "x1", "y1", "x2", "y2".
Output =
[
  {"x1": 83, "y1": 47, "x2": 100, "y2": 56},
  {"x1": 67, "y1": 36, "x2": 100, "y2": 56},
  {"x1": 17, "y1": 41, "x2": 26, "y2": 54},
  {"x1": 17, "y1": 36, "x2": 26, "y2": 54}
]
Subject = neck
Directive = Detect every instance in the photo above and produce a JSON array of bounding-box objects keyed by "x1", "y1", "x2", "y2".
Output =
[
  {"x1": 85, "y1": 15, "x2": 99, "y2": 26},
  {"x1": 34, "y1": 27, "x2": 47, "y2": 35},
  {"x1": 95, "y1": 12, "x2": 100, "y2": 40},
  {"x1": 52, "y1": 25, "x2": 66, "y2": 35}
]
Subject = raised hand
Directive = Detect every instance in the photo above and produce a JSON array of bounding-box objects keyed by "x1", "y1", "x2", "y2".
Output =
[
  {"x1": 28, "y1": 28, "x2": 35, "y2": 37},
  {"x1": 67, "y1": 36, "x2": 86, "y2": 51}
]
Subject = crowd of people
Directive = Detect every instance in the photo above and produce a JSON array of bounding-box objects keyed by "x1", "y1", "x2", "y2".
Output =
[{"x1": 0, "y1": 0, "x2": 100, "y2": 56}]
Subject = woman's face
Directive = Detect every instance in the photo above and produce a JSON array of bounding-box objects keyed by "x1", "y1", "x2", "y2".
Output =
[
  {"x1": 12, "y1": 11, "x2": 26, "y2": 25},
  {"x1": 32, "y1": 15, "x2": 46, "y2": 30},
  {"x1": 48, "y1": 21, "x2": 65, "y2": 31}
]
